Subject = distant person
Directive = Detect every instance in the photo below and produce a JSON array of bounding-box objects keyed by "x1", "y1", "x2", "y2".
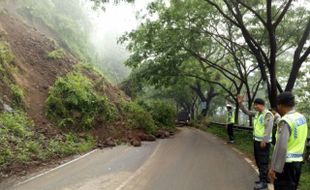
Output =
[
  {"x1": 269, "y1": 108, "x2": 281, "y2": 145},
  {"x1": 226, "y1": 104, "x2": 235, "y2": 144},
  {"x1": 269, "y1": 92, "x2": 308, "y2": 190},
  {"x1": 237, "y1": 95, "x2": 274, "y2": 190}
]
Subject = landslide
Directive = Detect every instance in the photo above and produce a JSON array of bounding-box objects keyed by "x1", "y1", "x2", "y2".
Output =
[
  {"x1": 0, "y1": 2, "x2": 175, "y2": 185},
  {"x1": 0, "y1": 11, "x2": 76, "y2": 132}
]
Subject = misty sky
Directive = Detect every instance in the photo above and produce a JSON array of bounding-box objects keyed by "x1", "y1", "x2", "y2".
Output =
[
  {"x1": 87, "y1": 0, "x2": 153, "y2": 57},
  {"x1": 85, "y1": 0, "x2": 309, "y2": 59},
  {"x1": 82, "y1": 0, "x2": 309, "y2": 82}
]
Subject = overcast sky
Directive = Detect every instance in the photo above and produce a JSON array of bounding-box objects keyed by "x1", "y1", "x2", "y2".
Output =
[
  {"x1": 86, "y1": 0, "x2": 153, "y2": 55},
  {"x1": 85, "y1": 0, "x2": 309, "y2": 54},
  {"x1": 83, "y1": 0, "x2": 309, "y2": 80}
]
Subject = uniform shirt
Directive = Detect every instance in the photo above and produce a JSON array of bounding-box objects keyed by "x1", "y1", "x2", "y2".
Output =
[
  {"x1": 227, "y1": 110, "x2": 234, "y2": 124},
  {"x1": 271, "y1": 110, "x2": 307, "y2": 173},
  {"x1": 270, "y1": 120, "x2": 290, "y2": 173},
  {"x1": 273, "y1": 113, "x2": 281, "y2": 125},
  {"x1": 239, "y1": 104, "x2": 273, "y2": 142}
]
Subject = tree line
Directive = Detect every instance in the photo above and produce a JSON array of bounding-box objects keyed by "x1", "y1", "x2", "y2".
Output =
[{"x1": 92, "y1": 0, "x2": 310, "y2": 125}]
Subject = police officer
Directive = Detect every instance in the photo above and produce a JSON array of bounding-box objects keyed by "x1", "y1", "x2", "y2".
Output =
[
  {"x1": 270, "y1": 108, "x2": 281, "y2": 145},
  {"x1": 226, "y1": 104, "x2": 235, "y2": 144},
  {"x1": 237, "y1": 95, "x2": 274, "y2": 190},
  {"x1": 268, "y1": 92, "x2": 308, "y2": 190}
]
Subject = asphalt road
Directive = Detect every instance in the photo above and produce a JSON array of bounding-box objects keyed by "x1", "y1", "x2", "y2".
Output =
[{"x1": 7, "y1": 128, "x2": 257, "y2": 190}]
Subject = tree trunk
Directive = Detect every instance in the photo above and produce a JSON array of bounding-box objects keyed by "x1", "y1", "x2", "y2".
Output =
[
  {"x1": 247, "y1": 98, "x2": 253, "y2": 127},
  {"x1": 285, "y1": 60, "x2": 303, "y2": 92},
  {"x1": 190, "y1": 83, "x2": 218, "y2": 116},
  {"x1": 234, "y1": 99, "x2": 239, "y2": 124},
  {"x1": 191, "y1": 106, "x2": 195, "y2": 120}
]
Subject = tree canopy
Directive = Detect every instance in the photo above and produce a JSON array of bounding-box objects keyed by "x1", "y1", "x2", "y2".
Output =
[{"x1": 121, "y1": 0, "x2": 310, "y2": 113}]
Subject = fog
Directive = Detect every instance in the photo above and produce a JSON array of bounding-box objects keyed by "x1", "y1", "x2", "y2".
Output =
[
  {"x1": 5, "y1": 0, "x2": 308, "y2": 84},
  {"x1": 83, "y1": 0, "x2": 154, "y2": 83}
]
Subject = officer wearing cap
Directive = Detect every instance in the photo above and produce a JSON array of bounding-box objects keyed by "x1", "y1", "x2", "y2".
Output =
[
  {"x1": 268, "y1": 92, "x2": 308, "y2": 190},
  {"x1": 237, "y1": 95, "x2": 274, "y2": 190}
]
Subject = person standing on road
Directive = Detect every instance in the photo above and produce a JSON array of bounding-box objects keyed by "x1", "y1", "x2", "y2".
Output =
[
  {"x1": 237, "y1": 95, "x2": 274, "y2": 190},
  {"x1": 268, "y1": 92, "x2": 308, "y2": 190},
  {"x1": 226, "y1": 104, "x2": 235, "y2": 144}
]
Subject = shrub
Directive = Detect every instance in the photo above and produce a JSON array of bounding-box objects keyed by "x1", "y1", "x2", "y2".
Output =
[
  {"x1": 47, "y1": 48, "x2": 65, "y2": 60},
  {"x1": 0, "y1": 111, "x2": 32, "y2": 137},
  {"x1": 0, "y1": 111, "x2": 34, "y2": 167},
  {"x1": 0, "y1": 111, "x2": 96, "y2": 169},
  {"x1": 124, "y1": 101, "x2": 156, "y2": 134},
  {"x1": 0, "y1": 41, "x2": 14, "y2": 64},
  {"x1": 46, "y1": 71, "x2": 115, "y2": 130},
  {"x1": 0, "y1": 41, "x2": 15, "y2": 86},
  {"x1": 47, "y1": 133, "x2": 95, "y2": 156},
  {"x1": 139, "y1": 100, "x2": 177, "y2": 129},
  {"x1": 10, "y1": 84, "x2": 25, "y2": 108}
]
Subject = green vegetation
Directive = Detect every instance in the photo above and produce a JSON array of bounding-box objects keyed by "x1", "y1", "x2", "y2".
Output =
[
  {"x1": 0, "y1": 41, "x2": 15, "y2": 84},
  {"x1": 15, "y1": 0, "x2": 130, "y2": 83},
  {"x1": 17, "y1": 0, "x2": 93, "y2": 62},
  {"x1": 0, "y1": 110, "x2": 95, "y2": 169},
  {"x1": 0, "y1": 41, "x2": 26, "y2": 108},
  {"x1": 0, "y1": 42, "x2": 14, "y2": 65},
  {"x1": 46, "y1": 133, "x2": 96, "y2": 157},
  {"x1": 300, "y1": 162, "x2": 310, "y2": 190},
  {"x1": 46, "y1": 71, "x2": 116, "y2": 130},
  {"x1": 203, "y1": 124, "x2": 310, "y2": 190},
  {"x1": 47, "y1": 48, "x2": 65, "y2": 60},
  {"x1": 123, "y1": 101, "x2": 156, "y2": 134},
  {"x1": 0, "y1": 110, "x2": 32, "y2": 166},
  {"x1": 10, "y1": 84, "x2": 25, "y2": 108},
  {"x1": 204, "y1": 125, "x2": 254, "y2": 156},
  {"x1": 140, "y1": 100, "x2": 176, "y2": 129}
]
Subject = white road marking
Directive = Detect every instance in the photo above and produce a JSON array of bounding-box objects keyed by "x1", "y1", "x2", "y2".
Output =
[
  {"x1": 244, "y1": 157, "x2": 259, "y2": 174},
  {"x1": 15, "y1": 149, "x2": 99, "y2": 186},
  {"x1": 230, "y1": 143, "x2": 274, "y2": 190},
  {"x1": 114, "y1": 141, "x2": 162, "y2": 190},
  {"x1": 232, "y1": 147, "x2": 244, "y2": 156}
]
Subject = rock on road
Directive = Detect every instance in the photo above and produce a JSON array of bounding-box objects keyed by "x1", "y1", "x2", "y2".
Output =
[{"x1": 7, "y1": 128, "x2": 257, "y2": 190}]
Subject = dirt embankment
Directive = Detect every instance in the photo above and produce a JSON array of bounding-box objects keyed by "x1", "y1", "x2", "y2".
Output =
[
  {"x1": 0, "y1": 4, "x2": 175, "y2": 186},
  {"x1": 0, "y1": 12, "x2": 76, "y2": 133}
]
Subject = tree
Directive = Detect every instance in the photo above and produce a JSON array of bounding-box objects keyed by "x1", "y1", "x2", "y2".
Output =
[
  {"x1": 122, "y1": 61, "x2": 220, "y2": 119},
  {"x1": 295, "y1": 65, "x2": 310, "y2": 120},
  {"x1": 89, "y1": 0, "x2": 309, "y2": 108},
  {"x1": 203, "y1": 0, "x2": 310, "y2": 107},
  {"x1": 120, "y1": 0, "x2": 266, "y2": 123},
  {"x1": 89, "y1": 0, "x2": 134, "y2": 9}
]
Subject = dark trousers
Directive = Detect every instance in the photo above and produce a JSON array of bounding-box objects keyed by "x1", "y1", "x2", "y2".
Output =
[
  {"x1": 274, "y1": 162, "x2": 303, "y2": 190},
  {"x1": 254, "y1": 141, "x2": 270, "y2": 183},
  {"x1": 272, "y1": 125, "x2": 277, "y2": 145},
  {"x1": 227, "y1": 123, "x2": 234, "y2": 141}
]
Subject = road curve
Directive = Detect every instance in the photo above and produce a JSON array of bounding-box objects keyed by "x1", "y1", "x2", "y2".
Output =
[{"x1": 7, "y1": 128, "x2": 257, "y2": 190}]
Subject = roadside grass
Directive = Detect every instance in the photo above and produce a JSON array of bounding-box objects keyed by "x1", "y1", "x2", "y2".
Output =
[
  {"x1": 203, "y1": 124, "x2": 253, "y2": 156},
  {"x1": 0, "y1": 111, "x2": 96, "y2": 172},
  {"x1": 300, "y1": 161, "x2": 310, "y2": 190},
  {"x1": 201, "y1": 124, "x2": 310, "y2": 190}
]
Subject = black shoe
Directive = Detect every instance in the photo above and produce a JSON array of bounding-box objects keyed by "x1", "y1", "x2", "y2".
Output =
[
  {"x1": 227, "y1": 140, "x2": 234, "y2": 144},
  {"x1": 254, "y1": 182, "x2": 267, "y2": 190}
]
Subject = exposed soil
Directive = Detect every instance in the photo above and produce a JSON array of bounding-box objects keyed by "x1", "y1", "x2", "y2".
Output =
[
  {"x1": 0, "y1": 7, "x2": 177, "y2": 186},
  {"x1": 0, "y1": 12, "x2": 76, "y2": 134}
]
